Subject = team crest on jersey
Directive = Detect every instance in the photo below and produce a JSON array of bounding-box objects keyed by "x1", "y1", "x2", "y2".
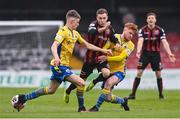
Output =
[
  {"x1": 55, "y1": 35, "x2": 62, "y2": 40},
  {"x1": 74, "y1": 35, "x2": 78, "y2": 39},
  {"x1": 154, "y1": 30, "x2": 159, "y2": 35}
]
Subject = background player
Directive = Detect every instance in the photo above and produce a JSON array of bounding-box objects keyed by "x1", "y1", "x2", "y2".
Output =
[
  {"x1": 11, "y1": 9, "x2": 112, "y2": 112},
  {"x1": 128, "y1": 12, "x2": 176, "y2": 100},
  {"x1": 89, "y1": 23, "x2": 138, "y2": 112},
  {"x1": 64, "y1": 8, "x2": 119, "y2": 103}
]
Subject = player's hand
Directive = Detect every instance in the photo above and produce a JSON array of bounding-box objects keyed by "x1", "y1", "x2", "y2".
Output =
[
  {"x1": 103, "y1": 49, "x2": 112, "y2": 56},
  {"x1": 136, "y1": 52, "x2": 141, "y2": 59},
  {"x1": 168, "y1": 54, "x2": 176, "y2": 63},
  {"x1": 54, "y1": 58, "x2": 60, "y2": 66},
  {"x1": 98, "y1": 55, "x2": 107, "y2": 63},
  {"x1": 114, "y1": 43, "x2": 121, "y2": 50},
  {"x1": 105, "y1": 21, "x2": 111, "y2": 29}
]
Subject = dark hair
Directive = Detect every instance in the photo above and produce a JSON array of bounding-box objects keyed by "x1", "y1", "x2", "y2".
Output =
[
  {"x1": 66, "y1": 9, "x2": 81, "y2": 19},
  {"x1": 96, "y1": 8, "x2": 108, "y2": 16},
  {"x1": 147, "y1": 12, "x2": 156, "y2": 18}
]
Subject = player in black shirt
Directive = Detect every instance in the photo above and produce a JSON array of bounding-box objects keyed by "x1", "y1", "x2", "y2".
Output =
[{"x1": 64, "y1": 8, "x2": 119, "y2": 111}]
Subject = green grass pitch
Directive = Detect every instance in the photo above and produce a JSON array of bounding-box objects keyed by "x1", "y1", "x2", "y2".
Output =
[{"x1": 0, "y1": 88, "x2": 180, "y2": 118}]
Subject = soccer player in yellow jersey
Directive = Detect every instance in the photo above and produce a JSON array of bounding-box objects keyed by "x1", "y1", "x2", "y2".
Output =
[
  {"x1": 11, "y1": 9, "x2": 112, "y2": 112},
  {"x1": 89, "y1": 23, "x2": 138, "y2": 111}
]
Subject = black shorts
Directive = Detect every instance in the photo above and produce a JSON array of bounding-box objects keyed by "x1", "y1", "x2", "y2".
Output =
[
  {"x1": 80, "y1": 61, "x2": 108, "y2": 79},
  {"x1": 138, "y1": 51, "x2": 163, "y2": 71}
]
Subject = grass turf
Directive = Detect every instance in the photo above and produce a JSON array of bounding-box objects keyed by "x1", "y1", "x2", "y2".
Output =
[{"x1": 0, "y1": 88, "x2": 180, "y2": 118}]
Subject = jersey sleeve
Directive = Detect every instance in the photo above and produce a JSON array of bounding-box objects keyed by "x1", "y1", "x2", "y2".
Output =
[
  {"x1": 138, "y1": 29, "x2": 144, "y2": 38},
  {"x1": 160, "y1": 28, "x2": 166, "y2": 40},
  {"x1": 55, "y1": 28, "x2": 66, "y2": 44},
  {"x1": 109, "y1": 26, "x2": 119, "y2": 44},
  {"x1": 107, "y1": 41, "x2": 134, "y2": 61},
  {"x1": 88, "y1": 23, "x2": 98, "y2": 35}
]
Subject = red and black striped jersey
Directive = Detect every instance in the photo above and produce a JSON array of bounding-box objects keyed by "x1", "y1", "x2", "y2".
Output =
[
  {"x1": 85, "y1": 20, "x2": 118, "y2": 63},
  {"x1": 139, "y1": 25, "x2": 166, "y2": 52}
]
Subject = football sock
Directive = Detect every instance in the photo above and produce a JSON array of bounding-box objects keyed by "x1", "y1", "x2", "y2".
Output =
[
  {"x1": 157, "y1": 78, "x2": 163, "y2": 95},
  {"x1": 24, "y1": 87, "x2": 48, "y2": 101},
  {"x1": 66, "y1": 84, "x2": 77, "y2": 95},
  {"x1": 111, "y1": 94, "x2": 124, "y2": 104},
  {"x1": 96, "y1": 88, "x2": 110, "y2": 109},
  {"x1": 77, "y1": 86, "x2": 85, "y2": 108},
  {"x1": 131, "y1": 77, "x2": 141, "y2": 95}
]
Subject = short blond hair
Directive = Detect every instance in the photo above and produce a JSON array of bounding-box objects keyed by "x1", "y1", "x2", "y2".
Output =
[{"x1": 124, "y1": 23, "x2": 138, "y2": 35}]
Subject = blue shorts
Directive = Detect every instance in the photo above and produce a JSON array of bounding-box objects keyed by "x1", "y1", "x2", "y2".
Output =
[
  {"x1": 50, "y1": 66, "x2": 73, "y2": 82},
  {"x1": 101, "y1": 71, "x2": 125, "y2": 89},
  {"x1": 113, "y1": 71, "x2": 125, "y2": 81}
]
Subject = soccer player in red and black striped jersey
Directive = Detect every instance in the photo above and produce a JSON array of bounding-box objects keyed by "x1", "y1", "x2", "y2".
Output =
[
  {"x1": 128, "y1": 12, "x2": 176, "y2": 100},
  {"x1": 64, "y1": 8, "x2": 119, "y2": 104}
]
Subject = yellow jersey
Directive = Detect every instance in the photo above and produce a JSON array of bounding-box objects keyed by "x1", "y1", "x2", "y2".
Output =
[
  {"x1": 50, "y1": 26, "x2": 85, "y2": 66},
  {"x1": 104, "y1": 34, "x2": 134, "y2": 73}
]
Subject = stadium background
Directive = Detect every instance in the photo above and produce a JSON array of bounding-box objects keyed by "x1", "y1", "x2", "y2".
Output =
[
  {"x1": 0, "y1": 0, "x2": 180, "y2": 118},
  {"x1": 0, "y1": 0, "x2": 179, "y2": 89}
]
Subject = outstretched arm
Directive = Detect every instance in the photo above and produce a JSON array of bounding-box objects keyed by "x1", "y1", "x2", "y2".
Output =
[
  {"x1": 82, "y1": 40, "x2": 112, "y2": 55},
  {"x1": 98, "y1": 50, "x2": 128, "y2": 63},
  {"x1": 51, "y1": 41, "x2": 60, "y2": 66},
  {"x1": 161, "y1": 39, "x2": 176, "y2": 63}
]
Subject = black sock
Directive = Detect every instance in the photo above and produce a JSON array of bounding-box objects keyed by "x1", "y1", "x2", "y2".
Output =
[
  {"x1": 131, "y1": 77, "x2": 141, "y2": 95},
  {"x1": 157, "y1": 78, "x2": 163, "y2": 96},
  {"x1": 92, "y1": 73, "x2": 105, "y2": 85},
  {"x1": 66, "y1": 84, "x2": 77, "y2": 94}
]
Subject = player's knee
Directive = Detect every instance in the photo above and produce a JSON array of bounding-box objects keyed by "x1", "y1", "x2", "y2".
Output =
[
  {"x1": 137, "y1": 70, "x2": 143, "y2": 78},
  {"x1": 155, "y1": 71, "x2": 161, "y2": 78},
  {"x1": 101, "y1": 68, "x2": 110, "y2": 78}
]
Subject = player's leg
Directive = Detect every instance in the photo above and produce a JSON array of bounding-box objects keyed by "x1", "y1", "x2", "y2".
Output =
[
  {"x1": 151, "y1": 52, "x2": 164, "y2": 99},
  {"x1": 90, "y1": 72, "x2": 129, "y2": 111},
  {"x1": 11, "y1": 65, "x2": 64, "y2": 111},
  {"x1": 89, "y1": 79, "x2": 114, "y2": 112},
  {"x1": 128, "y1": 69, "x2": 144, "y2": 99},
  {"x1": 66, "y1": 74, "x2": 86, "y2": 112},
  {"x1": 86, "y1": 61, "x2": 110, "y2": 92},
  {"x1": 12, "y1": 79, "x2": 61, "y2": 111},
  {"x1": 128, "y1": 52, "x2": 149, "y2": 99},
  {"x1": 24, "y1": 79, "x2": 61, "y2": 101},
  {"x1": 64, "y1": 62, "x2": 94, "y2": 103},
  {"x1": 155, "y1": 71, "x2": 164, "y2": 99},
  {"x1": 104, "y1": 72, "x2": 129, "y2": 111}
]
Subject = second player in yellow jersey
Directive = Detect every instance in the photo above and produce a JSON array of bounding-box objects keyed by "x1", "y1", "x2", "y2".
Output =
[
  {"x1": 89, "y1": 23, "x2": 138, "y2": 112},
  {"x1": 102, "y1": 33, "x2": 134, "y2": 73}
]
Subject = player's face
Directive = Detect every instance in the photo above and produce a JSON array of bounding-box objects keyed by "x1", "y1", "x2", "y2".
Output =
[
  {"x1": 71, "y1": 18, "x2": 80, "y2": 30},
  {"x1": 96, "y1": 13, "x2": 108, "y2": 26},
  {"x1": 147, "y1": 15, "x2": 156, "y2": 26},
  {"x1": 123, "y1": 27, "x2": 134, "y2": 41}
]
